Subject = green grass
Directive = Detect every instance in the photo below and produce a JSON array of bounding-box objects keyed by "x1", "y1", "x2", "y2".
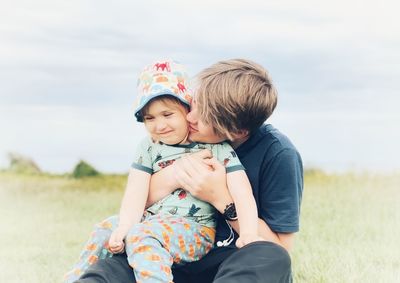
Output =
[
  {"x1": 0, "y1": 171, "x2": 399, "y2": 282},
  {"x1": 292, "y1": 171, "x2": 400, "y2": 282},
  {"x1": 0, "y1": 173, "x2": 125, "y2": 283}
]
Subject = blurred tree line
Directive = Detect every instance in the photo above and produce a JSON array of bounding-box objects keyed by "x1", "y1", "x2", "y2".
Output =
[{"x1": 5, "y1": 152, "x2": 100, "y2": 178}]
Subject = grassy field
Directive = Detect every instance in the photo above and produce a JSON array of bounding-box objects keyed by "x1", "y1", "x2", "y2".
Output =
[{"x1": 0, "y1": 171, "x2": 399, "y2": 282}]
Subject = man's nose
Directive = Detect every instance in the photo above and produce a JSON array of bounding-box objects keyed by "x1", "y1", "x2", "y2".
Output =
[{"x1": 186, "y1": 110, "x2": 197, "y2": 123}]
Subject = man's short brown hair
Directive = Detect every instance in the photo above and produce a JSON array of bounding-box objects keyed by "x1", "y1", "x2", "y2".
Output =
[{"x1": 195, "y1": 59, "x2": 278, "y2": 139}]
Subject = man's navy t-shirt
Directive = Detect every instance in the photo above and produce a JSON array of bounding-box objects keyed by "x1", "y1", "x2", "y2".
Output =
[{"x1": 215, "y1": 124, "x2": 303, "y2": 244}]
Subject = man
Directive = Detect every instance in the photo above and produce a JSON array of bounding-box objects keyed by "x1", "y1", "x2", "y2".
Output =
[{"x1": 78, "y1": 58, "x2": 303, "y2": 282}]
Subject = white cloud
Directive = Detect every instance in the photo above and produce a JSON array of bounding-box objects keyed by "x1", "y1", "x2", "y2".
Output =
[{"x1": 1, "y1": 0, "x2": 399, "y2": 172}]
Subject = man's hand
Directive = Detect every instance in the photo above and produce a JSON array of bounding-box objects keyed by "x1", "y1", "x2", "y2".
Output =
[
  {"x1": 235, "y1": 234, "x2": 265, "y2": 248},
  {"x1": 172, "y1": 149, "x2": 232, "y2": 211},
  {"x1": 108, "y1": 227, "x2": 127, "y2": 254}
]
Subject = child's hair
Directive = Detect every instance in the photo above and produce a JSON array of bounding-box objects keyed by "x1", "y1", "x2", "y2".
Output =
[
  {"x1": 195, "y1": 59, "x2": 278, "y2": 139},
  {"x1": 141, "y1": 96, "x2": 190, "y2": 119}
]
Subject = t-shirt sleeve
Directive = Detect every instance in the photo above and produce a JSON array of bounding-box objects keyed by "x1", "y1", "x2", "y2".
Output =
[
  {"x1": 259, "y1": 148, "x2": 303, "y2": 233},
  {"x1": 131, "y1": 138, "x2": 153, "y2": 174},
  {"x1": 214, "y1": 142, "x2": 245, "y2": 173}
]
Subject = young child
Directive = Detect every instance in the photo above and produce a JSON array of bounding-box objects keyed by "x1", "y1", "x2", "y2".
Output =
[{"x1": 64, "y1": 60, "x2": 259, "y2": 283}]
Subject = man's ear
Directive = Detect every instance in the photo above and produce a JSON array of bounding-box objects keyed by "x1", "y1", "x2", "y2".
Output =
[{"x1": 230, "y1": 129, "x2": 249, "y2": 140}]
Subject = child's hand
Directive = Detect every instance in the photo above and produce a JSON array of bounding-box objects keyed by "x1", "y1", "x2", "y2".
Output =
[
  {"x1": 235, "y1": 234, "x2": 264, "y2": 248},
  {"x1": 108, "y1": 227, "x2": 127, "y2": 254}
]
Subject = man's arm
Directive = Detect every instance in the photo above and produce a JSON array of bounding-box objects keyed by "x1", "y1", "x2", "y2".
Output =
[
  {"x1": 227, "y1": 218, "x2": 294, "y2": 251},
  {"x1": 146, "y1": 150, "x2": 214, "y2": 208},
  {"x1": 174, "y1": 153, "x2": 294, "y2": 251},
  {"x1": 257, "y1": 147, "x2": 303, "y2": 251}
]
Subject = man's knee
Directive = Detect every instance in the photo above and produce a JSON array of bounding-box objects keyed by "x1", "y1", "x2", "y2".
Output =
[
  {"x1": 244, "y1": 241, "x2": 291, "y2": 271},
  {"x1": 215, "y1": 241, "x2": 292, "y2": 282},
  {"x1": 77, "y1": 254, "x2": 136, "y2": 283}
]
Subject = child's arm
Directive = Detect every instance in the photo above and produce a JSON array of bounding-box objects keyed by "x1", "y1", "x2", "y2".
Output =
[
  {"x1": 226, "y1": 170, "x2": 261, "y2": 247},
  {"x1": 146, "y1": 165, "x2": 177, "y2": 208},
  {"x1": 108, "y1": 168, "x2": 150, "y2": 253}
]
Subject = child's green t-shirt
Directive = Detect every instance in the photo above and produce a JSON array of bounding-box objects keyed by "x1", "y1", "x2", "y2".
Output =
[{"x1": 131, "y1": 137, "x2": 244, "y2": 227}]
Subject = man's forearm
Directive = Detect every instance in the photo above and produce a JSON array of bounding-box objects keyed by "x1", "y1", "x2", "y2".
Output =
[
  {"x1": 228, "y1": 218, "x2": 293, "y2": 251},
  {"x1": 226, "y1": 170, "x2": 258, "y2": 237}
]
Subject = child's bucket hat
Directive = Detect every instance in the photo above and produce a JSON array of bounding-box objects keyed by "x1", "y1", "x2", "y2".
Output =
[{"x1": 134, "y1": 59, "x2": 192, "y2": 122}]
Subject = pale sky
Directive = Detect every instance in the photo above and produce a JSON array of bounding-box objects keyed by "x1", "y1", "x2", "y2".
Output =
[{"x1": 1, "y1": 0, "x2": 399, "y2": 173}]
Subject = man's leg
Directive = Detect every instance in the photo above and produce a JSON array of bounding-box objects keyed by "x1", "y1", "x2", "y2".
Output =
[
  {"x1": 213, "y1": 241, "x2": 292, "y2": 283},
  {"x1": 76, "y1": 253, "x2": 136, "y2": 283},
  {"x1": 173, "y1": 245, "x2": 237, "y2": 283}
]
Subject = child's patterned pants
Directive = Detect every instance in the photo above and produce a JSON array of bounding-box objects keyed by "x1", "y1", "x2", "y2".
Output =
[{"x1": 64, "y1": 213, "x2": 215, "y2": 283}]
